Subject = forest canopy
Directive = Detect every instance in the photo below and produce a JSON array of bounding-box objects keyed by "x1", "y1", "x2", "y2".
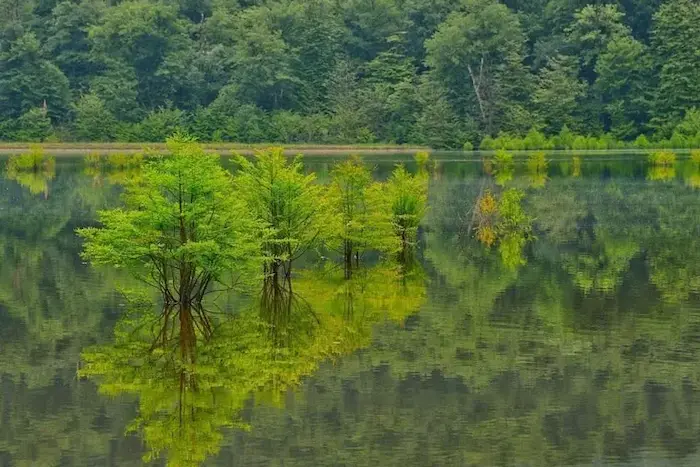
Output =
[{"x1": 0, "y1": 0, "x2": 697, "y2": 147}]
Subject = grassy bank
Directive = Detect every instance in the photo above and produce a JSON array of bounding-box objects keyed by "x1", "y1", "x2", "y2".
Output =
[
  {"x1": 0, "y1": 142, "x2": 429, "y2": 156},
  {"x1": 0, "y1": 142, "x2": 696, "y2": 158}
]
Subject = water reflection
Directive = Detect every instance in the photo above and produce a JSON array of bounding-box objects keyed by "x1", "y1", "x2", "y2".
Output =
[
  {"x1": 79, "y1": 262, "x2": 425, "y2": 466},
  {"x1": 4, "y1": 155, "x2": 700, "y2": 466},
  {"x1": 6, "y1": 153, "x2": 56, "y2": 197}
]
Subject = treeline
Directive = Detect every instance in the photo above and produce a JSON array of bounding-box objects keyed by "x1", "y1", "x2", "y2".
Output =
[{"x1": 2, "y1": 0, "x2": 700, "y2": 147}]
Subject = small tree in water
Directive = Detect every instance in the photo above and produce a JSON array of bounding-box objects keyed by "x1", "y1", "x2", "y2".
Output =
[
  {"x1": 327, "y1": 156, "x2": 398, "y2": 277},
  {"x1": 386, "y1": 165, "x2": 428, "y2": 263},
  {"x1": 77, "y1": 135, "x2": 261, "y2": 339},
  {"x1": 233, "y1": 147, "x2": 329, "y2": 280}
]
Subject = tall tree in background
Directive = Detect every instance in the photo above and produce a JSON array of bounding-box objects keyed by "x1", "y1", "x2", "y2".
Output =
[
  {"x1": 45, "y1": 0, "x2": 104, "y2": 92},
  {"x1": 425, "y1": 0, "x2": 530, "y2": 135},
  {"x1": 88, "y1": 1, "x2": 188, "y2": 109},
  {"x1": 0, "y1": 32, "x2": 70, "y2": 120},
  {"x1": 533, "y1": 55, "x2": 586, "y2": 134},
  {"x1": 566, "y1": 4, "x2": 630, "y2": 83},
  {"x1": 595, "y1": 36, "x2": 653, "y2": 138},
  {"x1": 651, "y1": 0, "x2": 700, "y2": 132}
]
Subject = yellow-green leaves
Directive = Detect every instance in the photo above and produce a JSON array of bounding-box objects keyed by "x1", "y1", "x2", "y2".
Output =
[
  {"x1": 232, "y1": 147, "x2": 330, "y2": 276},
  {"x1": 386, "y1": 165, "x2": 428, "y2": 252},
  {"x1": 77, "y1": 136, "x2": 262, "y2": 305},
  {"x1": 327, "y1": 156, "x2": 399, "y2": 270}
]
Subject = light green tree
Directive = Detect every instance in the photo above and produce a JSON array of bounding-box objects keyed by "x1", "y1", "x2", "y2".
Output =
[
  {"x1": 327, "y1": 156, "x2": 399, "y2": 276},
  {"x1": 77, "y1": 135, "x2": 262, "y2": 316},
  {"x1": 386, "y1": 165, "x2": 428, "y2": 261},
  {"x1": 233, "y1": 147, "x2": 330, "y2": 279}
]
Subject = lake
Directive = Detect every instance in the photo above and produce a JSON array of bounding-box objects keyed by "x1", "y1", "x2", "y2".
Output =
[{"x1": 2, "y1": 153, "x2": 700, "y2": 467}]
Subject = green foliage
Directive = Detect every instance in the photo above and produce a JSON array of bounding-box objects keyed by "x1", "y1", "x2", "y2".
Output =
[
  {"x1": 136, "y1": 108, "x2": 185, "y2": 142},
  {"x1": 634, "y1": 134, "x2": 650, "y2": 148},
  {"x1": 12, "y1": 108, "x2": 53, "y2": 142},
  {"x1": 425, "y1": 0, "x2": 528, "y2": 134},
  {"x1": 648, "y1": 150, "x2": 676, "y2": 166},
  {"x1": 386, "y1": 165, "x2": 428, "y2": 252},
  {"x1": 652, "y1": 0, "x2": 700, "y2": 127},
  {"x1": 6, "y1": 146, "x2": 56, "y2": 195},
  {"x1": 77, "y1": 135, "x2": 262, "y2": 305},
  {"x1": 73, "y1": 94, "x2": 116, "y2": 141},
  {"x1": 493, "y1": 149, "x2": 514, "y2": 166},
  {"x1": 474, "y1": 188, "x2": 533, "y2": 269},
  {"x1": 7, "y1": 145, "x2": 53, "y2": 171},
  {"x1": 327, "y1": 157, "x2": 399, "y2": 271},
  {"x1": 691, "y1": 149, "x2": 700, "y2": 165},
  {"x1": 107, "y1": 153, "x2": 143, "y2": 169},
  {"x1": 0, "y1": 0, "x2": 696, "y2": 148},
  {"x1": 232, "y1": 147, "x2": 329, "y2": 276},
  {"x1": 527, "y1": 152, "x2": 548, "y2": 173},
  {"x1": 533, "y1": 55, "x2": 585, "y2": 133},
  {"x1": 0, "y1": 33, "x2": 71, "y2": 121},
  {"x1": 414, "y1": 151, "x2": 430, "y2": 166}
]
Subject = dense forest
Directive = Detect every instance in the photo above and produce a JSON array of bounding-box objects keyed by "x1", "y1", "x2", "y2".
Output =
[{"x1": 2, "y1": 0, "x2": 700, "y2": 147}]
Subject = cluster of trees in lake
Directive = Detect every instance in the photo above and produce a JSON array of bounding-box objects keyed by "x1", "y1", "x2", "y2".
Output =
[
  {"x1": 3, "y1": 0, "x2": 700, "y2": 147},
  {"x1": 71, "y1": 137, "x2": 429, "y2": 464}
]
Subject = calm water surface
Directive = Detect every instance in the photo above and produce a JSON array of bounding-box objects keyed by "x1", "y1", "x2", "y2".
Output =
[{"x1": 2, "y1": 154, "x2": 700, "y2": 466}]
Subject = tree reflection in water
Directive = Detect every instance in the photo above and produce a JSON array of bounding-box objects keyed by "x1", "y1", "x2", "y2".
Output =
[{"x1": 80, "y1": 261, "x2": 426, "y2": 466}]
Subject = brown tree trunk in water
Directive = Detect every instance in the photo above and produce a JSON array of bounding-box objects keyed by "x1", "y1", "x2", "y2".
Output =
[{"x1": 344, "y1": 240, "x2": 353, "y2": 279}]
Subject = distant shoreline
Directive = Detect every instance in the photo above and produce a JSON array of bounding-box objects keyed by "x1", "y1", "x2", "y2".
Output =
[
  {"x1": 0, "y1": 143, "x2": 692, "y2": 157},
  {"x1": 0, "y1": 143, "x2": 429, "y2": 156}
]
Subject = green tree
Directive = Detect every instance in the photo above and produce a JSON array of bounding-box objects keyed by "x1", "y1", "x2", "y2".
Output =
[
  {"x1": 0, "y1": 32, "x2": 71, "y2": 120},
  {"x1": 425, "y1": 0, "x2": 529, "y2": 135},
  {"x1": 135, "y1": 108, "x2": 185, "y2": 142},
  {"x1": 565, "y1": 4, "x2": 630, "y2": 82},
  {"x1": 12, "y1": 108, "x2": 53, "y2": 142},
  {"x1": 595, "y1": 36, "x2": 653, "y2": 139},
  {"x1": 77, "y1": 136, "x2": 262, "y2": 311},
  {"x1": 45, "y1": 0, "x2": 104, "y2": 91},
  {"x1": 89, "y1": 66, "x2": 142, "y2": 122},
  {"x1": 88, "y1": 1, "x2": 188, "y2": 108},
  {"x1": 651, "y1": 0, "x2": 700, "y2": 130},
  {"x1": 386, "y1": 165, "x2": 428, "y2": 259},
  {"x1": 72, "y1": 93, "x2": 116, "y2": 141},
  {"x1": 327, "y1": 157, "x2": 398, "y2": 275},
  {"x1": 232, "y1": 148, "x2": 330, "y2": 278},
  {"x1": 224, "y1": 6, "x2": 301, "y2": 110},
  {"x1": 533, "y1": 55, "x2": 586, "y2": 134}
]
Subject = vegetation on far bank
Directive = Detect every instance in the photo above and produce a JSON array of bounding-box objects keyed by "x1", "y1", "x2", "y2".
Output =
[{"x1": 2, "y1": 0, "x2": 700, "y2": 149}]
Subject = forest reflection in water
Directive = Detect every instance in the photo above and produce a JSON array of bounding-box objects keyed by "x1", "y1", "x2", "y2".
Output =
[{"x1": 3, "y1": 153, "x2": 700, "y2": 466}]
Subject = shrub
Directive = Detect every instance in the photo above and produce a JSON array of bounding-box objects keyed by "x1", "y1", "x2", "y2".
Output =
[
  {"x1": 634, "y1": 134, "x2": 650, "y2": 149},
  {"x1": 108, "y1": 153, "x2": 143, "y2": 169},
  {"x1": 691, "y1": 150, "x2": 700, "y2": 164},
  {"x1": 480, "y1": 135, "x2": 496, "y2": 150},
  {"x1": 414, "y1": 151, "x2": 430, "y2": 166},
  {"x1": 523, "y1": 129, "x2": 548, "y2": 150},
  {"x1": 494, "y1": 149, "x2": 514, "y2": 166},
  {"x1": 648, "y1": 151, "x2": 676, "y2": 166}
]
